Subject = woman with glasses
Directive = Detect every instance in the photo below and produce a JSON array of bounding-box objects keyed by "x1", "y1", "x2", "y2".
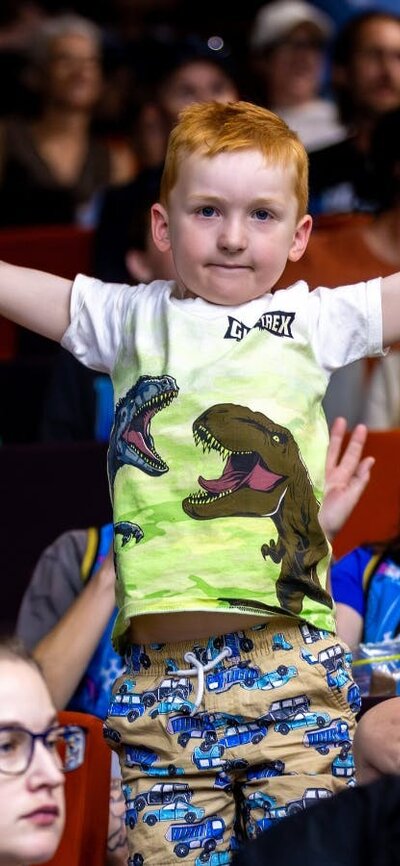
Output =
[{"x1": 0, "y1": 636, "x2": 85, "y2": 866}]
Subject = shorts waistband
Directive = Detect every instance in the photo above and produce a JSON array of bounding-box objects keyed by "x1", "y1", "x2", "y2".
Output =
[{"x1": 124, "y1": 616, "x2": 327, "y2": 675}]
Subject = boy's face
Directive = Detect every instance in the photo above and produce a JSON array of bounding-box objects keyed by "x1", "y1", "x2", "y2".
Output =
[{"x1": 152, "y1": 149, "x2": 311, "y2": 305}]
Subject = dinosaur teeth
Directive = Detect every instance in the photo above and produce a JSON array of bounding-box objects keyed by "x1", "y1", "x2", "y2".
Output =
[
  {"x1": 134, "y1": 389, "x2": 178, "y2": 417},
  {"x1": 193, "y1": 426, "x2": 234, "y2": 462},
  {"x1": 188, "y1": 488, "x2": 233, "y2": 504},
  {"x1": 127, "y1": 442, "x2": 166, "y2": 470}
]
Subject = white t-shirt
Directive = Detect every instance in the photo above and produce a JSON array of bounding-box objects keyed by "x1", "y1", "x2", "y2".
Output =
[{"x1": 62, "y1": 275, "x2": 383, "y2": 650}]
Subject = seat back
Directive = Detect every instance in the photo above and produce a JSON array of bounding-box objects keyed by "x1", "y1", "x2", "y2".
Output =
[
  {"x1": 0, "y1": 225, "x2": 94, "y2": 359},
  {"x1": 45, "y1": 710, "x2": 111, "y2": 866},
  {"x1": 0, "y1": 441, "x2": 111, "y2": 632},
  {"x1": 333, "y1": 429, "x2": 400, "y2": 559},
  {"x1": 0, "y1": 224, "x2": 94, "y2": 277}
]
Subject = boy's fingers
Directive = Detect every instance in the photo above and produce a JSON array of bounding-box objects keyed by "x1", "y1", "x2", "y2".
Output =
[
  {"x1": 325, "y1": 416, "x2": 347, "y2": 475},
  {"x1": 354, "y1": 456, "x2": 375, "y2": 487},
  {"x1": 335, "y1": 423, "x2": 369, "y2": 478}
]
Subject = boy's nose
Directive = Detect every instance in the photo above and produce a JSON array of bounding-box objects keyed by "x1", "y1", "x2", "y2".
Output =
[{"x1": 217, "y1": 219, "x2": 247, "y2": 252}]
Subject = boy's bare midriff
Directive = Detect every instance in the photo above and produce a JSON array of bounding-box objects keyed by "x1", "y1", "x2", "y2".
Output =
[{"x1": 129, "y1": 611, "x2": 271, "y2": 644}]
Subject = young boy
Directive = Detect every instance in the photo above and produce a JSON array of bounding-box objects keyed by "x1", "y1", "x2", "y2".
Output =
[{"x1": 0, "y1": 100, "x2": 397, "y2": 864}]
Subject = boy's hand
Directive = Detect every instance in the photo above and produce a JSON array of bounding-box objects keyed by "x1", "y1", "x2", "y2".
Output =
[{"x1": 319, "y1": 417, "x2": 375, "y2": 541}]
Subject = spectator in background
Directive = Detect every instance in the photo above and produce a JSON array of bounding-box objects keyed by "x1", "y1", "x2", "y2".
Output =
[
  {"x1": 364, "y1": 350, "x2": 400, "y2": 429},
  {"x1": 277, "y1": 103, "x2": 400, "y2": 429},
  {"x1": 0, "y1": 1, "x2": 48, "y2": 118},
  {"x1": 361, "y1": 101, "x2": 400, "y2": 429},
  {"x1": 131, "y1": 35, "x2": 241, "y2": 172},
  {"x1": 16, "y1": 528, "x2": 128, "y2": 866},
  {"x1": 0, "y1": 636, "x2": 80, "y2": 866},
  {"x1": 331, "y1": 528, "x2": 400, "y2": 649},
  {"x1": 94, "y1": 36, "x2": 241, "y2": 283},
  {"x1": 246, "y1": 0, "x2": 345, "y2": 152},
  {"x1": 0, "y1": 13, "x2": 135, "y2": 229},
  {"x1": 309, "y1": 9, "x2": 400, "y2": 216}
]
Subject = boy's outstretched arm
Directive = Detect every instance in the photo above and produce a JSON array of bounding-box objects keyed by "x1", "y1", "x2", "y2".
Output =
[
  {"x1": 0, "y1": 262, "x2": 72, "y2": 341},
  {"x1": 381, "y1": 273, "x2": 400, "y2": 347}
]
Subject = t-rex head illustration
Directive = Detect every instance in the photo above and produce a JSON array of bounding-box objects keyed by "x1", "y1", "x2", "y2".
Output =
[
  {"x1": 108, "y1": 374, "x2": 179, "y2": 491},
  {"x1": 182, "y1": 403, "x2": 290, "y2": 519}
]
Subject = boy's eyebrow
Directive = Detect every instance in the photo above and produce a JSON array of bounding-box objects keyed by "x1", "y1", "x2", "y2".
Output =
[{"x1": 187, "y1": 193, "x2": 286, "y2": 207}]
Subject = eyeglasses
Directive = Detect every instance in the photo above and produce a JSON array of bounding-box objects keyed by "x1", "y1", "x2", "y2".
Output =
[{"x1": 0, "y1": 724, "x2": 87, "y2": 776}]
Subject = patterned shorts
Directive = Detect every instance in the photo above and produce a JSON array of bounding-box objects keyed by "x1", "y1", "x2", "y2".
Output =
[{"x1": 104, "y1": 616, "x2": 360, "y2": 865}]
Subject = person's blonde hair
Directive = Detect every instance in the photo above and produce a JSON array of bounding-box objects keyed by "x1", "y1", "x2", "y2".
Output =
[
  {"x1": 160, "y1": 100, "x2": 309, "y2": 217},
  {"x1": 0, "y1": 636, "x2": 44, "y2": 679}
]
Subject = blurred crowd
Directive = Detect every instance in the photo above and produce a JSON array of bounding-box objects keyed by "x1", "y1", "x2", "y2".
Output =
[{"x1": 1, "y1": 0, "x2": 400, "y2": 446}]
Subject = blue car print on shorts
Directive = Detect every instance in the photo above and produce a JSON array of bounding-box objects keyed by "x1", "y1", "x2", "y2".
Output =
[
  {"x1": 285, "y1": 787, "x2": 333, "y2": 814},
  {"x1": 124, "y1": 746, "x2": 184, "y2": 777},
  {"x1": 194, "y1": 851, "x2": 231, "y2": 865},
  {"x1": 331, "y1": 752, "x2": 355, "y2": 779},
  {"x1": 206, "y1": 663, "x2": 261, "y2": 694},
  {"x1": 124, "y1": 746, "x2": 158, "y2": 770},
  {"x1": 192, "y1": 743, "x2": 226, "y2": 771},
  {"x1": 210, "y1": 631, "x2": 254, "y2": 661},
  {"x1": 245, "y1": 759, "x2": 285, "y2": 782},
  {"x1": 218, "y1": 722, "x2": 268, "y2": 749},
  {"x1": 272, "y1": 633, "x2": 293, "y2": 651},
  {"x1": 299, "y1": 623, "x2": 330, "y2": 644},
  {"x1": 142, "y1": 677, "x2": 192, "y2": 708},
  {"x1": 134, "y1": 782, "x2": 193, "y2": 812},
  {"x1": 165, "y1": 815, "x2": 225, "y2": 858},
  {"x1": 303, "y1": 718, "x2": 351, "y2": 755},
  {"x1": 241, "y1": 664, "x2": 298, "y2": 691},
  {"x1": 246, "y1": 791, "x2": 277, "y2": 812},
  {"x1": 149, "y1": 698, "x2": 195, "y2": 718},
  {"x1": 125, "y1": 800, "x2": 139, "y2": 829},
  {"x1": 108, "y1": 688, "x2": 145, "y2": 723},
  {"x1": 167, "y1": 712, "x2": 244, "y2": 748},
  {"x1": 143, "y1": 799, "x2": 205, "y2": 826},
  {"x1": 274, "y1": 710, "x2": 330, "y2": 735},
  {"x1": 259, "y1": 693, "x2": 310, "y2": 724},
  {"x1": 347, "y1": 682, "x2": 362, "y2": 714}
]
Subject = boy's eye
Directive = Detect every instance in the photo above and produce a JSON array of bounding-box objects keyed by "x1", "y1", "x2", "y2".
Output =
[
  {"x1": 199, "y1": 206, "x2": 216, "y2": 217},
  {"x1": 254, "y1": 209, "x2": 271, "y2": 221}
]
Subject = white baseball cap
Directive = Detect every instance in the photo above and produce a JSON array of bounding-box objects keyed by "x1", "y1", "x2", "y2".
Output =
[{"x1": 249, "y1": 0, "x2": 333, "y2": 52}]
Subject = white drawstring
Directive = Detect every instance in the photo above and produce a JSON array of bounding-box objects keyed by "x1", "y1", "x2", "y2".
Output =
[{"x1": 175, "y1": 647, "x2": 232, "y2": 714}]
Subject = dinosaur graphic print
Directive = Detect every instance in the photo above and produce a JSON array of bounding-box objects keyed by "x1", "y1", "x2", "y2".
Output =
[
  {"x1": 182, "y1": 403, "x2": 331, "y2": 615},
  {"x1": 108, "y1": 374, "x2": 178, "y2": 546}
]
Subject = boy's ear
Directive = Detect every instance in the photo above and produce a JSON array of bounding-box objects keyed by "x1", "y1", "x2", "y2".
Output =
[
  {"x1": 151, "y1": 202, "x2": 171, "y2": 252},
  {"x1": 287, "y1": 214, "x2": 313, "y2": 262}
]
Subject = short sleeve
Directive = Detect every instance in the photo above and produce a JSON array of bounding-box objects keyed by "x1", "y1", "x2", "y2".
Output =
[
  {"x1": 307, "y1": 278, "x2": 384, "y2": 373},
  {"x1": 61, "y1": 273, "x2": 144, "y2": 374}
]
